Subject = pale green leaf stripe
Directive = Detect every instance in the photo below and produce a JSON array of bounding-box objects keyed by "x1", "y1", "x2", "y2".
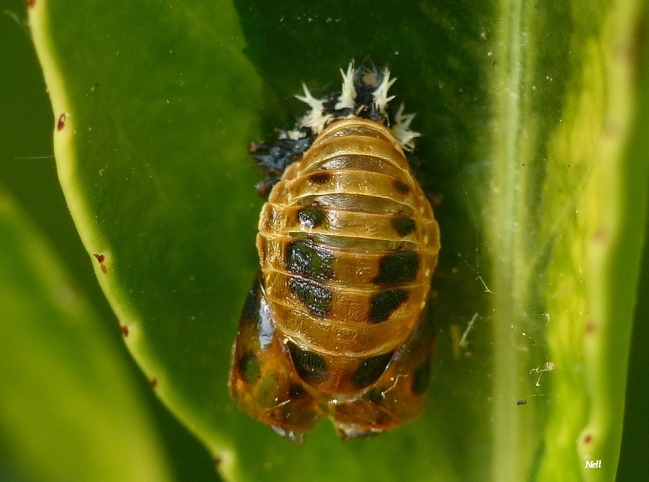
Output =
[{"x1": 490, "y1": 0, "x2": 648, "y2": 480}]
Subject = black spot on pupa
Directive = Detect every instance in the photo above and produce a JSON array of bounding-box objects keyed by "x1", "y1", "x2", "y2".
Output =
[
  {"x1": 393, "y1": 179, "x2": 410, "y2": 194},
  {"x1": 238, "y1": 351, "x2": 260, "y2": 384},
  {"x1": 297, "y1": 207, "x2": 327, "y2": 229},
  {"x1": 364, "y1": 388, "x2": 384, "y2": 404},
  {"x1": 352, "y1": 352, "x2": 394, "y2": 388},
  {"x1": 287, "y1": 341, "x2": 328, "y2": 384},
  {"x1": 289, "y1": 384, "x2": 306, "y2": 399},
  {"x1": 373, "y1": 251, "x2": 420, "y2": 285},
  {"x1": 411, "y1": 362, "x2": 431, "y2": 395},
  {"x1": 240, "y1": 275, "x2": 263, "y2": 326},
  {"x1": 288, "y1": 277, "x2": 333, "y2": 318},
  {"x1": 391, "y1": 215, "x2": 416, "y2": 237},
  {"x1": 286, "y1": 240, "x2": 335, "y2": 281},
  {"x1": 309, "y1": 172, "x2": 332, "y2": 184},
  {"x1": 368, "y1": 289, "x2": 409, "y2": 323}
]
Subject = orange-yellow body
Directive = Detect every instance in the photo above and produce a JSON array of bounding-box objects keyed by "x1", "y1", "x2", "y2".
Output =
[{"x1": 229, "y1": 79, "x2": 440, "y2": 442}]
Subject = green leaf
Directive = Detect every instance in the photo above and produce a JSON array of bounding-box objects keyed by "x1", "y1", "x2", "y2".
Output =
[
  {"x1": 28, "y1": 0, "x2": 649, "y2": 480},
  {"x1": 0, "y1": 189, "x2": 173, "y2": 481}
]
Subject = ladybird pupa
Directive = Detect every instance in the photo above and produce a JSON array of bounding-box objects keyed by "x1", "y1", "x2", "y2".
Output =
[{"x1": 229, "y1": 61, "x2": 440, "y2": 443}]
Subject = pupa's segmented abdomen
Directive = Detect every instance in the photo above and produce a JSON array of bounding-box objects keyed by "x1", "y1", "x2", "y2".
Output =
[{"x1": 257, "y1": 117, "x2": 439, "y2": 369}]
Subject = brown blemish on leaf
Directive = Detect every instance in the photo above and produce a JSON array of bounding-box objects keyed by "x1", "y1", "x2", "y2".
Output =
[
  {"x1": 583, "y1": 433, "x2": 592, "y2": 444},
  {"x1": 120, "y1": 325, "x2": 129, "y2": 337},
  {"x1": 593, "y1": 228, "x2": 607, "y2": 242},
  {"x1": 149, "y1": 378, "x2": 158, "y2": 389},
  {"x1": 56, "y1": 113, "x2": 66, "y2": 131},
  {"x1": 93, "y1": 253, "x2": 108, "y2": 274}
]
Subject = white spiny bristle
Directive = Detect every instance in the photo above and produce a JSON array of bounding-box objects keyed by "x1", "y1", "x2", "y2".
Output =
[
  {"x1": 391, "y1": 103, "x2": 421, "y2": 151},
  {"x1": 372, "y1": 68, "x2": 396, "y2": 114},
  {"x1": 295, "y1": 83, "x2": 322, "y2": 111},
  {"x1": 335, "y1": 62, "x2": 356, "y2": 110},
  {"x1": 295, "y1": 83, "x2": 332, "y2": 133},
  {"x1": 281, "y1": 129, "x2": 307, "y2": 141}
]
